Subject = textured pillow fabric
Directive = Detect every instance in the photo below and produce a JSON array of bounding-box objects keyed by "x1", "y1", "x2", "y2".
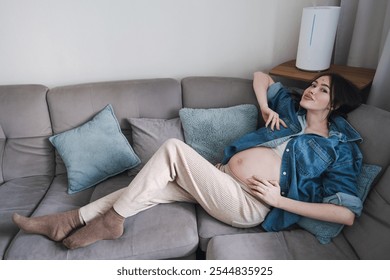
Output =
[
  {"x1": 49, "y1": 104, "x2": 140, "y2": 194},
  {"x1": 0, "y1": 125, "x2": 5, "y2": 184},
  {"x1": 179, "y1": 104, "x2": 258, "y2": 164},
  {"x1": 298, "y1": 163, "x2": 382, "y2": 244},
  {"x1": 128, "y1": 117, "x2": 184, "y2": 176}
]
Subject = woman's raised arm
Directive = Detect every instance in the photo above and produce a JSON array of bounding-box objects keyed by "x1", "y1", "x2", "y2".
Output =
[{"x1": 253, "y1": 72, "x2": 286, "y2": 130}]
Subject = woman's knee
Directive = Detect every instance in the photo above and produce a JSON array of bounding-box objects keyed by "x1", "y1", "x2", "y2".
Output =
[{"x1": 162, "y1": 138, "x2": 186, "y2": 149}]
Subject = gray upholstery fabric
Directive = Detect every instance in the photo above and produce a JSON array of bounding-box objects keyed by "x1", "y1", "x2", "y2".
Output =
[
  {"x1": 343, "y1": 167, "x2": 390, "y2": 259},
  {"x1": 0, "y1": 85, "x2": 53, "y2": 181},
  {"x1": 182, "y1": 76, "x2": 259, "y2": 113},
  {"x1": 206, "y1": 230, "x2": 358, "y2": 260},
  {"x1": 0, "y1": 176, "x2": 52, "y2": 258},
  {"x1": 128, "y1": 117, "x2": 184, "y2": 176},
  {"x1": 341, "y1": 104, "x2": 390, "y2": 259},
  {"x1": 48, "y1": 79, "x2": 182, "y2": 134},
  {"x1": 0, "y1": 84, "x2": 53, "y2": 259},
  {"x1": 348, "y1": 104, "x2": 390, "y2": 167},
  {"x1": 196, "y1": 206, "x2": 264, "y2": 251}
]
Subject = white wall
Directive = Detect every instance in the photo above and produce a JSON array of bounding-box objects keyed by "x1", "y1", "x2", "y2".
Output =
[{"x1": 0, "y1": 0, "x2": 338, "y2": 87}]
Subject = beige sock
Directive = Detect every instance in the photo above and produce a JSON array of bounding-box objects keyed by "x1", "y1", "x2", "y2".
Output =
[
  {"x1": 62, "y1": 208, "x2": 124, "y2": 249},
  {"x1": 12, "y1": 209, "x2": 83, "y2": 242}
]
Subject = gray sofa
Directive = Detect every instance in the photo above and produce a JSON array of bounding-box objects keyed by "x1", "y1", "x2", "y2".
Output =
[{"x1": 0, "y1": 76, "x2": 389, "y2": 260}]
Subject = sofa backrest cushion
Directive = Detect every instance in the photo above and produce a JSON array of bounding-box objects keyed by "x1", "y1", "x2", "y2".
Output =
[
  {"x1": 343, "y1": 166, "x2": 390, "y2": 259},
  {"x1": 348, "y1": 104, "x2": 390, "y2": 167},
  {"x1": 47, "y1": 78, "x2": 182, "y2": 175},
  {"x1": 343, "y1": 104, "x2": 390, "y2": 259},
  {"x1": 0, "y1": 85, "x2": 54, "y2": 181},
  {"x1": 181, "y1": 77, "x2": 261, "y2": 117}
]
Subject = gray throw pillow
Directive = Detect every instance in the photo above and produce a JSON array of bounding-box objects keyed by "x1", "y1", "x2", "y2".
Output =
[{"x1": 128, "y1": 117, "x2": 184, "y2": 176}]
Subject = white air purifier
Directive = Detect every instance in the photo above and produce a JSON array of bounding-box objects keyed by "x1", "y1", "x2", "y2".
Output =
[{"x1": 296, "y1": 6, "x2": 341, "y2": 72}]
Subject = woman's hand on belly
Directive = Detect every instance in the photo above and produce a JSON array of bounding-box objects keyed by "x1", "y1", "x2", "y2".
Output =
[{"x1": 247, "y1": 177, "x2": 282, "y2": 207}]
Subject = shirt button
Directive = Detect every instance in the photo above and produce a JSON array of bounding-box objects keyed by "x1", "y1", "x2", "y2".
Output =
[
  {"x1": 283, "y1": 171, "x2": 287, "y2": 176},
  {"x1": 281, "y1": 192, "x2": 285, "y2": 196},
  {"x1": 286, "y1": 148, "x2": 290, "y2": 152}
]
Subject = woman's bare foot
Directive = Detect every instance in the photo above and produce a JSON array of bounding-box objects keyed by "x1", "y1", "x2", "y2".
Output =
[
  {"x1": 62, "y1": 208, "x2": 124, "y2": 249},
  {"x1": 12, "y1": 209, "x2": 83, "y2": 241}
]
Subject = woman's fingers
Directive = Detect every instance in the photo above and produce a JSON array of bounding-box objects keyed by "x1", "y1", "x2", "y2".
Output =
[
  {"x1": 247, "y1": 177, "x2": 279, "y2": 191},
  {"x1": 265, "y1": 111, "x2": 286, "y2": 131},
  {"x1": 247, "y1": 177, "x2": 282, "y2": 207},
  {"x1": 279, "y1": 118, "x2": 287, "y2": 128},
  {"x1": 248, "y1": 177, "x2": 271, "y2": 190}
]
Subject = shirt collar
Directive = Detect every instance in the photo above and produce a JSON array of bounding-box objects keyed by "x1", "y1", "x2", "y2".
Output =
[
  {"x1": 329, "y1": 115, "x2": 362, "y2": 143},
  {"x1": 298, "y1": 109, "x2": 362, "y2": 143}
]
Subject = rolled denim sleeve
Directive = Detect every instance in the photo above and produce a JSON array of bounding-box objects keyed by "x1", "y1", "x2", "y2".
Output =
[
  {"x1": 323, "y1": 192, "x2": 363, "y2": 216},
  {"x1": 321, "y1": 142, "x2": 363, "y2": 216},
  {"x1": 267, "y1": 82, "x2": 283, "y2": 101}
]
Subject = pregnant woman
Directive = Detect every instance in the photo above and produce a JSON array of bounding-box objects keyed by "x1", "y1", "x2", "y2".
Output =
[{"x1": 13, "y1": 71, "x2": 363, "y2": 249}]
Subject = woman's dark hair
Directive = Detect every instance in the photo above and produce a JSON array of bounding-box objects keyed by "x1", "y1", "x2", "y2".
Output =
[{"x1": 312, "y1": 72, "x2": 362, "y2": 119}]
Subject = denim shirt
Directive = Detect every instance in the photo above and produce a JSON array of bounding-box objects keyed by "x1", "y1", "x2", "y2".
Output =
[{"x1": 222, "y1": 82, "x2": 363, "y2": 232}]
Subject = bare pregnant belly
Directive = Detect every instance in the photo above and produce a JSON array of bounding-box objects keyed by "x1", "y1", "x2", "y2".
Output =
[{"x1": 228, "y1": 147, "x2": 282, "y2": 185}]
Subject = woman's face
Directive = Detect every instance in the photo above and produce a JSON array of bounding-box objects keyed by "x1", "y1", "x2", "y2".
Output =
[{"x1": 300, "y1": 75, "x2": 332, "y2": 114}]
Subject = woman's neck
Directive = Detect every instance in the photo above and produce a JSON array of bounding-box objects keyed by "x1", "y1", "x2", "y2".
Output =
[{"x1": 305, "y1": 112, "x2": 330, "y2": 137}]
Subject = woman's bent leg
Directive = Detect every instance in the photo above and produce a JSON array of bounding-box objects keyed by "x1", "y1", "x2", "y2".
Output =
[
  {"x1": 63, "y1": 139, "x2": 269, "y2": 249},
  {"x1": 113, "y1": 138, "x2": 269, "y2": 226}
]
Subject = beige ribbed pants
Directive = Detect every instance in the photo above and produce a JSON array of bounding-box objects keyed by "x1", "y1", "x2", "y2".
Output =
[{"x1": 79, "y1": 139, "x2": 269, "y2": 228}]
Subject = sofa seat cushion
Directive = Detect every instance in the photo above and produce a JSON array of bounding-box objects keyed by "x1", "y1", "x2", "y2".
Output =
[
  {"x1": 196, "y1": 206, "x2": 263, "y2": 252},
  {"x1": 5, "y1": 174, "x2": 198, "y2": 260},
  {"x1": 206, "y1": 229, "x2": 358, "y2": 260},
  {"x1": 0, "y1": 176, "x2": 52, "y2": 258},
  {"x1": 64, "y1": 202, "x2": 198, "y2": 260}
]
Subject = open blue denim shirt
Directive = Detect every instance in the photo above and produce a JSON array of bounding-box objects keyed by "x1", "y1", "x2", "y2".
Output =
[{"x1": 222, "y1": 82, "x2": 363, "y2": 232}]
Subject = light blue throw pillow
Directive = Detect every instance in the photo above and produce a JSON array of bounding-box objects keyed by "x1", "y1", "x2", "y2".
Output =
[
  {"x1": 49, "y1": 104, "x2": 140, "y2": 194},
  {"x1": 298, "y1": 163, "x2": 382, "y2": 244},
  {"x1": 179, "y1": 104, "x2": 258, "y2": 164}
]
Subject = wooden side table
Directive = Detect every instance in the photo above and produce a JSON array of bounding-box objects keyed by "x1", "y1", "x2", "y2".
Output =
[{"x1": 269, "y1": 60, "x2": 376, "y2": 101}]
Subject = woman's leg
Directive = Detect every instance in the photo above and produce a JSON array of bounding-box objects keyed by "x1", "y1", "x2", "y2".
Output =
[
  {"x1": 113, "y1": 139, "x2": 268, "y2": 224},
  {"x1": 63, "y1": 139, "x2": 269, "y2": 249},
  {"x1": 11, "y1": 141, "x2": 195, "y2": 243}
]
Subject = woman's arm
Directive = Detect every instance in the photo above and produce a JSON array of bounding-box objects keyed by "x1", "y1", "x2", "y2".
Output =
[
  {"x1": 253, "y1": 72, "x2": 286, "y2": 130},
  {"x1": 247, "y1": 177, "x2": 355, "y2": 225},
  {"x1": 253, "y1": 71, "x2": 274, "y2": 111}
]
